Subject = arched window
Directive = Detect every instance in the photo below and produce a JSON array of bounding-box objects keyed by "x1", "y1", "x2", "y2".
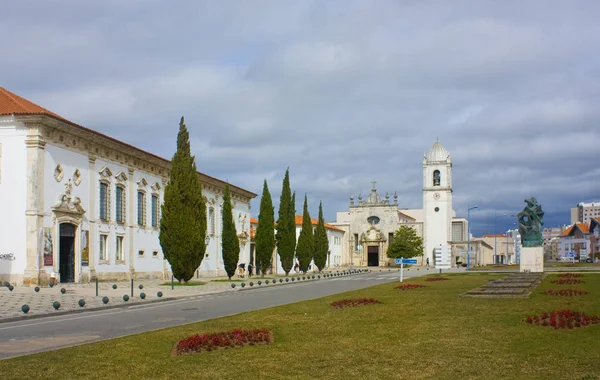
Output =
[{"x1": 433, "y1": 170, "x2": 441, "y2": 186}]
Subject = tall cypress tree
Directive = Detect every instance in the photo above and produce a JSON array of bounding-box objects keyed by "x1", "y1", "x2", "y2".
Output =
[
  {"x1": 159, "y1": 117, "x2": 206, "y2": 283},
  {"x1": 221, "y1": 184, "x2": 239, "y2": 279},
  {"x1": 276, "y1": 168, "x2": 295, "y2": 275},
  {"x1": 296, "y1": 195, "x2": 314, "y2": 273},
  {"x1": 313, "y1": 201, "x2": 329, "y2": 272},
  {"x1": 255, "y1": 180, "x2": 275, "y2": 277}
]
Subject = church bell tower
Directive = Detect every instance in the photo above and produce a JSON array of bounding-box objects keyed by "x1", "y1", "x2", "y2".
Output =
[{"x1": 422, "y1": 141, "x2": 453, "y2": 266}]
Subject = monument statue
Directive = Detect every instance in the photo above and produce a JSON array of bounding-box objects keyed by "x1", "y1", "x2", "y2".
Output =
[{"x1": 517, "y1": 197, "x2": 544, "y2": 247}]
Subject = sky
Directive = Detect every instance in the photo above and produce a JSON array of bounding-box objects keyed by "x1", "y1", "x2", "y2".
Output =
[{"x1": 2, "y1": 0, "x2": 599, "y2": 236}]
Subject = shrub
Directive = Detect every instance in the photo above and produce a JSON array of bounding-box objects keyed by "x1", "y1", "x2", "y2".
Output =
[
  {"x1": 330, "y1": 298, "x2": 381, "y2": 309},
  {"x1": 540, "y1": 289, "x2": 589, "y2": 297},
  {"x1": 395, "y1": 283, "x2": 426, "y2": 290},
  {"x1": 524, "y1": 310, "x2": 599, "y2": 330},
  {"x1": 175, "y1": 329, "x2": 273, "y2": 355},
  {"x1": 557, "y1": 273, "x2": 583, "y2": 278},
  {"x1": 551, "y1": 279, "x2": 585, "y2": 285},
  {"x1": 425, "y1": 277, "x2": 449, "y2": 282}
]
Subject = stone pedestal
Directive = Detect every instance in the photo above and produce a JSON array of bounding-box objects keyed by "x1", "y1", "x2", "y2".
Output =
[{"x1": 520, "y1": 247, "x2": 544, "y2": 273}]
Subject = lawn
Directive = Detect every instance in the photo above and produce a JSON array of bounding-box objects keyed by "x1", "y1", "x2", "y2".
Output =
[
  {"x1": 159, "y1": 281, "x2": 206, "y2": 286},
  {"x1": 2, "y1": 273, "x2": 600, "y2": 379}
]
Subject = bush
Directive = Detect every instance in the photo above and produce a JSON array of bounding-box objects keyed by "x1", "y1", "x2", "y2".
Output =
[
  {"x1": 524, "y1": 310, "x2": 600, "y2": 329},
  {"x1": 175, "y1": 329, "x2": 273, "y2": 355},
  {"x1": 395, "y1": 283, "x2": 426, "y2": 290},
  {"x1": 330, "y1": 298, "x2": 381, "y2": 309},
  {"x1": 540, "y1": 289, "x2": 589, "y2": 297}
]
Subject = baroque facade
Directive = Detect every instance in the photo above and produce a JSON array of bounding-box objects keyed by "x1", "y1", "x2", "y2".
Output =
[
  {"x1": 0, "y1": 87, "x2": 256, "y2": 285},
  {"x1": 333, "y1": 141, "x2": 467, "y2": 267}
]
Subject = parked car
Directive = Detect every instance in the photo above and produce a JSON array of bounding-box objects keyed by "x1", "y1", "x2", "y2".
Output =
[{"x1": 585, "y1": 258, "x2": 593, "y2": 263}]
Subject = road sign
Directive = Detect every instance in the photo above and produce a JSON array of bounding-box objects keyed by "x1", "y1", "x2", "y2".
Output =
[
  {"x1": 395, "y1": 258, "x2": 418, "y2": 265},
  {"x1": 567, "y1": 252, "x2": 575, "y2": 258}
]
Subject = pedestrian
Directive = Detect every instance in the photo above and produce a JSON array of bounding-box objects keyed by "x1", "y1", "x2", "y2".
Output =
[
  {"x1": 426, "y1": 257, "x2": 430, "y2": 267},
  {"x1": 248, "y1": 263, "x2": 253, "y2": 278},
  {"x1": 294, "y1": 262, "x2": 299, "y2": 273},
  {"x1": 238, "y1": 263, "x2": 246, "y2": 278}
]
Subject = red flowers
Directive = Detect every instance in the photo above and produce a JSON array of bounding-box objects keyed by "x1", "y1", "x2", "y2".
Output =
[
  {"x1": 330, "y1": 298, "x2": 381, "y2": 309},
  {"x1": 524, "y1": 310, "x2": 600, "y2": 330},
  {"x1": 551, "y1": 279, "x2": 585, "y2": 285},
  {"x1": 558, "y1": 273, "x2": 583, "y2": 278},
  {"x1": 540, "y1": 289, "x2": 589, "y2": 297},
  {"x1": 175, "y1": 329, "x2": 273, "y2": 355},
  {"x1": 395, "y1": 283, "x2": 426, "y2": 290},
  {"x1": 425, "y1": 277, "x2": 449, "y2": 282}
]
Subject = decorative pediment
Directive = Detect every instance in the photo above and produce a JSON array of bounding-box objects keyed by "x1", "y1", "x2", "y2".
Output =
[
  {"x1": 151, "y1": 182, "x2": 161, "y2": 192},
  {"x1": 115, "y1": 171, "x2": 128, "y2": 183},
  {"x1": 238, "y1": 230, "x2": 249, "y2": 245},
  {"x1": 52, "y1": 182, "x2": 86, "y2": 217},
  {"x1": 137, "y1": 178, "x2": 148, "y2": 189},
  {"x1": 98, "y1": 167, "x2": 113, "y2": 179}
]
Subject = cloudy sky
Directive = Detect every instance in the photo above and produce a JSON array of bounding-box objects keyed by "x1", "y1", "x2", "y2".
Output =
[{"x1": 2, "y1": 0, "x2": 599, "y2": 236}]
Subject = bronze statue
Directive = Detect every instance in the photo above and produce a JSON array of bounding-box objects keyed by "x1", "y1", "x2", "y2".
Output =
[{"x1": 517, "y1": 197, "x2": 544, "y2": 247}]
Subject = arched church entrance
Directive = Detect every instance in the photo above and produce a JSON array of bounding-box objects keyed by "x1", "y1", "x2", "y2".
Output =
[
  {"x1": 367, "y1": 246, "x2": 379, "y2": 266},
  {"x1": 59, "y1": 223, "x2": 76, "y2": 283}
]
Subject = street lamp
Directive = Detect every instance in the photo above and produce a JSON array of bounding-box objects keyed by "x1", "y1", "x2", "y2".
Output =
[
  {"x1": 494, "y1": 212, "x2": 507, "y2": 264},
  {"x1": 467, "y1": 205, "x2": 479, "y2": 268}
]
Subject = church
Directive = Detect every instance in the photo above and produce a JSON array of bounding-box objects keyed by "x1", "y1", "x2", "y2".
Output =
[
  {"x1": 0, "y1": 87, "x2": 256, "y2": 285},
  {"x1": 332, "y1": 141, "x2": 468, "y2": 267}
]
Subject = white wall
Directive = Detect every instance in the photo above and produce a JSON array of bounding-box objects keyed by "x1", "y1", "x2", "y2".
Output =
[{"x1": 0, "y1": 119, "x2": 27, "y2": 277}]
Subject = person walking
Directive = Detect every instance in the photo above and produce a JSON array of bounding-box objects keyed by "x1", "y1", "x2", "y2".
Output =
[
  {"x1": 426, "y1": 257, "x2": 430, "y2": 267},
  {"x1": 248, "y1": 263, "x2": 253, "y2": 278},
  {"x1": 294, "y1": 262, "x2": 299, "y2": 274}
]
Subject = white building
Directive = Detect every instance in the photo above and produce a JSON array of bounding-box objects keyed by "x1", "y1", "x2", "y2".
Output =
[
  {"x1": 571, "y1": 202, "x2": 600, "y2": 224},
  {"x1": 332, "y1": 141, "x2": 466, "y2": 267},
  {"x1": 0, "y1": 87, "x2": 255, "y2": 285}
]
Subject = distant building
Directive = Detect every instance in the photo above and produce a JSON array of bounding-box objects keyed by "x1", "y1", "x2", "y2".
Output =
[
  {"x1": 558, "y1": 223, "x2": 591, "y2": 259},
  {"x1": 481, "y1": 234, "x2": 516, "y2": 264},
  {"x1": 543, "y1": 227, "x2": 566, "y2": 260},
  {"x1": 571, "y1": 202, "x2": 600, "y2": 224}
]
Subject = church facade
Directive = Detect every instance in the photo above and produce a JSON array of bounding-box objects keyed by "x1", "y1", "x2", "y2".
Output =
[
  {"x1": 0, "y1": 87, "x2": 256, "y2": 285},
  {"x1": 332, "y1": 142, "x2": 468, "y2": 267}
]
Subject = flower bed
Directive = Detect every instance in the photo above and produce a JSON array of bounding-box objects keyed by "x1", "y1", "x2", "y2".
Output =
[
  {"x1": 551, "y1": 279, "x2": 585, "y2": 285},
  {"x1": 524, "y1": 310, "x2": 600, "y2": 329},
  {"x1": 558, "y1": 273, "x2": 583, "y2": 278},
  {"x1": 540, "y1": 289, "x2": 589, "y2": 297},
  {"x1": 425, "y1": 277, "x2": 449, "y2": 282},
  {"x1": 395, "y1": 283, "x2": 426, "y2": 290},
  {"x1": 174, "y1": 329, "x2": 273, "y2": 356},
  {"x1": 330, "y1": 298, "x2": 381, "y2": 309}
]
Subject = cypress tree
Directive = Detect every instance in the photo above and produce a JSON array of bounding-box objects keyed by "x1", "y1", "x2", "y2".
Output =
[
  {"x1": 221, "y1": 184, "x2": 239, "y2": 280},
  {"x1": 159, "y1": 117, "x2": 207, "y2": 283},
  {"x1": 276, "y1": 168, "x2": 295, "y2": 275},
  {"x1": 296, "y1": 195, "x2": 314, "y2": 273},
  {"x1": 313, "y1": 201, "x2": 329, "y2": 272},
  {"x1": 255, "y1": 180, "x2": 275, "y2": 277}
]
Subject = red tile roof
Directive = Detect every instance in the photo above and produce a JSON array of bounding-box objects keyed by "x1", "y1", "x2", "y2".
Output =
[
  {"x1": 250, "y1": 217, "x2": 259, "y2": 224},
  {"x1": 294, "y1": 215, "x2": 344, "y2": 232},
  {"x1": 0, "y1": 87, "x2": 256, "y2": 197},
  {"x1": 560, "y1": 223, "x2": 589, "y2": 236}
]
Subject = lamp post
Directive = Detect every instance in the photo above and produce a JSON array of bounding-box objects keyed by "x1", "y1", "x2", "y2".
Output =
[
  {"x1": 494, "y1": 212, "x2": 507, "y2": 264},
  {"x1": 467, "y1": 204, "x2": 479, "y2": 269}
]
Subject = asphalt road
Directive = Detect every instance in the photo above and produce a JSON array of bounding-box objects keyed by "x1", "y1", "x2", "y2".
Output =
[{"x1": 0, "y1": 269, "x2": 451, "y2": 359}]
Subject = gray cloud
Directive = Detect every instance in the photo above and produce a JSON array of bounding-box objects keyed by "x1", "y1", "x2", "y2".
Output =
[{"x1": 2, "y1": 0, "x2": 599, "y2": 235}]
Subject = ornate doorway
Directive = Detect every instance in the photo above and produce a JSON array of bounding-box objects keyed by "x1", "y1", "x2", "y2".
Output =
[
  {"x1": 59, "y1": 223, "x2": 76, "y2": 283},
  {"x1": 368, "y1": 246, "x2": 379, "y2": 266}
]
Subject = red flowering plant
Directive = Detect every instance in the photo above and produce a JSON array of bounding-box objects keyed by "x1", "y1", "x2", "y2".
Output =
[
  {"x1": 330, "y1": 298, "x2": 381, "y2": 309},
  {"x1": 558, "y1": 273, "x2": 583, "y2": 278},
  {"x1": 540, "y1": 289, "x2": 589, "y2": 297},
  {"x1": 551, "y1": 279, "x2": 585, "y2": 285},
  {"x1": 175, "y1": 329, "x2": 273, "y2": 356},
  {"x1": 395, "y1": 283, "x2": 426, "y2": 290},
  {"x1": 425, "y1": 277, "x2": 449, "y2": 282},
  {"x1": 524, "y1": 310, "x2": 600, "y2": 330}
]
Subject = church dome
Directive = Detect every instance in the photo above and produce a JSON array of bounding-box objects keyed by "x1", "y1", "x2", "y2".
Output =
[{"x1": 425, "y1": 141, "x2": 450, "y2": 162}]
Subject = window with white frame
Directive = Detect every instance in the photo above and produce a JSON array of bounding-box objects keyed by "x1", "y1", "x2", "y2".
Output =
[
  {"x1": 116, "y1": 185, "x2": 126, "y2": 223},
  {"x1": 137, "y1": 191, "x2": 146, "y2": 226},
  {"x1": 99, "y1": 234, "x2": 108, "y2": 261},
  {"x1": 99, "y1": 182, "x2": 109, "y2": 221},
  {"x1": 151, "y1": 194, "x2": 159, "y2": 227},
  {"x1": 116, "y1": 235, "x2": 124, "y2": 261}
]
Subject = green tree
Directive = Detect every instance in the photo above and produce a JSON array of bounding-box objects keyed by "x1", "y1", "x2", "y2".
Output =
[
  {"x1": 313, "y1": 201, "x2": 329, "y2": 272},
  {"x1": 255, "y1": 180, "x2": 275, "y2": 277},
  {"x1": 386, "y1": 225, "x2": 424, "y2": 260},
  {"x1": 296, "y1": 195, "x2": 314, "y2": 273},
  {"x1": 159, "y1": 117, "x2": 207, "y2": 283},
  {"x1": 221, "y1": 184, "x2": 240, "y2": 279},
  {"x1": 276, "y1": 168, "x2": 295, "y2": 275}
]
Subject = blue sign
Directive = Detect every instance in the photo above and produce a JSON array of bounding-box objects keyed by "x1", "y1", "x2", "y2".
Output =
[
  {"x1": 567, "y1": 252, "x2": 575, "y2": 258},
  {"x1": 395, "y1": 258, "x2": 418, "y2": 264}
]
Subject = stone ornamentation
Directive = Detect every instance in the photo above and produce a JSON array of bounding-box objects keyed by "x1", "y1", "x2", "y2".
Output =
[{"x1": 517, "y1": 197, "x2": 544, "y2": 247}]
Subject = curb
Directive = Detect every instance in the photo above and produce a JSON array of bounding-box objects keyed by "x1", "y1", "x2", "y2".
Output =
[{"x1": 0, "y1": 297, "x2": 178, "y2": 324}]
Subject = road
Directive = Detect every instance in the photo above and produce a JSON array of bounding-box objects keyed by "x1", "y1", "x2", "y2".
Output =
[{"x1": 0, "y1": 269, "x2": 448, "y2": 359}]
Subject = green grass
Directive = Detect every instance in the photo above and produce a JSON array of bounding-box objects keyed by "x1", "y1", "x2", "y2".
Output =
[
  {"x1": 159, "y1": 281, "x2": 206, "y2": 286},
  {"x1": 211, "y1": 278, "x2": 273, "y2": 283},
  {"x1": 2, "y1": 273, "x2": 600, "y2": 379}
]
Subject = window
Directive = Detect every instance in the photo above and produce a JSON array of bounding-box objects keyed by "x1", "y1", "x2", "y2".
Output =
[
  {"x1": 151, "y1": 194, "x2": 159, "y2": 227},
  {"x1": 99, "y1": 182, "x2": 109, "y2": 221},
  {"x1": 138, "y1": 250, "x2": 144, "y2": 257},
  {"x1": 116, "y1": 235, "x2": 124, "y2": 261},
  {"x1": 354, "y1": 233, "x2": 359, "y2": 250},
  {"x1": 433, "y1": 170, "x2": 441, "y2": 186},
  {"x1": 116, "y1": 186, "x2": 125, "y2": 223},
  {"x1": 388, "y1": 233, "x2": 394, "y2": 243},
  {"x1": 209, "y1": 207, "x2": 215, "y2": 235},
  {"x1": 99, "y1": 234, "x2": 108, "y2": 261},
  {"x1": 137, "y1": 191, "x2": 146, "y2": 226},
  {"x1": 153, "y1": 251, "x2": 159, "y2": 257}
]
